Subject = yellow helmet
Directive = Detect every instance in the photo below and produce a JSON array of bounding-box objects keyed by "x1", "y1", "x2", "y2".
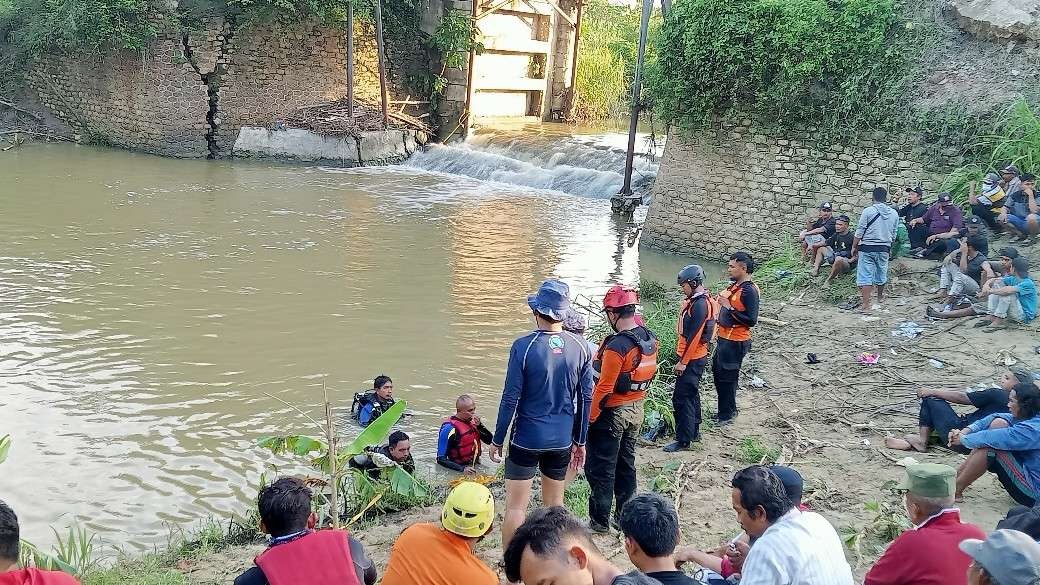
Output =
[{"x1": 441, "y1": 481, "x2": 494, "y2": 538}]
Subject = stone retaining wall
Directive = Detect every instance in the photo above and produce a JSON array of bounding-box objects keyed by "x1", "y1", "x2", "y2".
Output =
[{"x1": 642, "y1": 121, "x2": 948, "y2": 260}]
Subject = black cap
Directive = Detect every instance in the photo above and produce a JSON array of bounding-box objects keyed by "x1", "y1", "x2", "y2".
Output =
[
  {"x1": 819, "y1": 202, "x2": 833, "y2": 211},
  {"x1": 1002, "y1": 164, "x2": 1022, "y2": 176},
  {"x1": 999, "y1": 247, "x2": 1020, "y2": 259},
  {"x1": 968, "y1": 215, "x2": 982, "y2": 224},
  {"x1": 905, "y1": 186, "x2": 923, "y2": 196},
  {"x1": 836, "y1": 214, "x2": 851, "y2": 223},
  {"x1": 938, "y1": 193, "x2": 953, "y2": 203}
]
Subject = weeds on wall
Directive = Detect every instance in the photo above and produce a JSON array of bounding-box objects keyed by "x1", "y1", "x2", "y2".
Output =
[{"x1": 414, "y1": 9, "x2": 483, "y2": 112}]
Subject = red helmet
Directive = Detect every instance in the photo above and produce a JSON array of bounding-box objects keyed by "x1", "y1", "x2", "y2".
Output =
[{"x1": 603, "y1": 285, "x2": 639, "y2": 310}]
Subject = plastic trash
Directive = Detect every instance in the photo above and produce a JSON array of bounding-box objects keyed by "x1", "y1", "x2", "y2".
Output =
[
  {"x1": 751, "y1": 376, "x2": 766, "y2": 388},
  {"x1": 857, "y1": 352, "x2": 881, "y2": 365},
  {"x1": 891, "y1": 321, "x2": 924, "y2": 339},
  {"x1": 896, "y1": 456, "x2": 920, "y2": 467},
  {"x1": 928, "y1": 359, "x2": 945, "y2": 368}
]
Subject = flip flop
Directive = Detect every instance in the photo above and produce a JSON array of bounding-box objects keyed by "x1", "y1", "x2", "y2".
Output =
[
  {"x1": 839, "y1": 299, "x2": 861, "y2": 311},
  {"x1": 805, "y1": 353, "x2": 821, "y2": 365}
]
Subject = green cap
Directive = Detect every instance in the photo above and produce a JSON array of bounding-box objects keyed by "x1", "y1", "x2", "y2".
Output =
[{"x1": 895, "y1": 463, "x2": 956, "y2": 498}]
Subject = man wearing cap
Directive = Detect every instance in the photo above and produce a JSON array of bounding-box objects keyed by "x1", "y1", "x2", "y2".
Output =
[
  {"x1": 910, "y1": 192, "x2": 965, "y2": 259},
  {"x1": 970, "y1": 173, "x2": 1008, "y2": 231},
  {"x1": 1002, "y1": 164, "x2": 1023, "y2": 197},
  {"x1": 490, "y1": 279, "x2": 594, "y2": 551},
  {"x1": 812, "y1": 214, "x2": 855, "y2": 282},
  {"x1": 928, "y1": 234, "x2": 988, "y2": 315},
  {"x1": 898, "y1": 186, "x2": 930, "y2": 250},
  {"x1": 864, "y1": 464, "x2": 985, "y2": 585},
  {"x1": 961, "y1": 529, "x2": 1040, "y2": 585},
  {"x1": 999, "y1": 172, "x2": 1039, "y2": 243},
  {"x1": 797, "y1": 202, "x2": 836, "y2": 261},
  {"x1": 947, "y1": 215, "x2": 990, "y2": 256},
  {"x1": 982, "y1": 246, "x2": 1020, "y2": 283}
]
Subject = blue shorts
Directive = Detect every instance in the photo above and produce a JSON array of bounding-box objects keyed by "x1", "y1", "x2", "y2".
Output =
[
  {"x1": 856, "y1": 250, "x2": 890, "y2": 286},
  {"x1": 1007, "y1": 213, "x2": 1037, "y2": 232}
]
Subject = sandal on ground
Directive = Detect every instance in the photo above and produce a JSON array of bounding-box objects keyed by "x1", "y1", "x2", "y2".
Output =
[
  {"x1": 973, "y1": 319, "x2": 992, "y2": 328},
  {"x1": 838, "y1": 299, "x2": 861, "y2": 310},
  {"x1": 984, "y1": 325, "x2": 1007, "y2": 333}
]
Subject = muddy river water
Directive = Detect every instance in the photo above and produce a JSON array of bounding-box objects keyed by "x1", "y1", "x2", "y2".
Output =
[{"x1": 0, "y1": 138, "x2": 717, "y2": 551}]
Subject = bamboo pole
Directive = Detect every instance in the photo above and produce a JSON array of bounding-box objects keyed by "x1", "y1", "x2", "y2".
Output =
[
  {"x1": 373, "y1": 0, "x2": 390, "y2": 128},
  {"x1": 323, "y1": 379, "x2": 340, "y2": 529},
  {"x1": 346, "y1": 3, "x2": 355, "y2": 118}
]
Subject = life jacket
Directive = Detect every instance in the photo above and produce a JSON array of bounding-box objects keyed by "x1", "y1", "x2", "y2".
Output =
[
  {"x1": 254, "y1": 529, "x2": 361, "y2": 585},
  {"x1": 592, "y1": 327, "x2": 659, "y2": 394},
  {"x1": 445, "y1": 416, "x2": 481, "y2": 466},
  {"x1": 717, "y1": 281, "x2": 760, "y2": 342},
  {"x1": 675, "y1": 291, "x2": 719, "y2": 362}
]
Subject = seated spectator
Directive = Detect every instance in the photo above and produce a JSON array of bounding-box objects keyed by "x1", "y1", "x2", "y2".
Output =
[
  {"x1": 717, "y1": 466, "x2": 853, "y2": 585},
  {"x1": 998, "y1": 172, "x2": 1039, "y2": 243},
  {"x1": 798, "y1": 202, "x2": 836, "y2": 261},
  {"x1": 960, "y1": 529, "x2": 1040, "y2": 585},
  {"x1": 926, "y1": 234, "x2": 988, "y2": 315},
  {"x1": 352, "y1": 375, "x2": 396, "y2": 427},
  {"x1": 981, "y1": 246, "x2": 1019, "y2": 283},
  {"x1": 620, "y1": 493, "x2": 696, "y2": 585},
  {"x1": 0, "y1": 500, "x2": 79, "y2": 585},
  {"x1": 910, "y1": 193, "x2": 964, "y2": 259},
  {"x1": 1001, "y1": 164, "x2": 1024, "y2": 196},
  {"x1": 975, "y1": 256, "x2": 1037, "y2": 331},
  {"x1": 349, "y1": 431, "x2": 414, "y2": 478},
  {"x1": 863, "y1": 463, "x2": 985, "y2": 585},
  {"x1": 885, "y1": 369, "x2": 1026, "y2": 453},
  {"x1": 898, "y1": 186, "x2": 929, "y2": 251},
  {"x1": 812, "y1": 214, "x2": 854, "y2": 280},
  {"x1": 436, "y1": 394, "x2": 493, "y2": 473},
  {"x1": 234, "y1": 477, "x2": 377, "y2": 585},
  {"x1": 676, "y1": 465, "x2": 807, "y2": 581},
  {"x1": 946, "y1": 215, "x2": 989, "y2": 256},
  {"x1": 382, "y1": 482, "x2": 497, "y2": 585},
  {"x1": 997, "y1": 504, "x2": 1040, "y2": 539},
  {"x1": 504, "y1": 507, "x2": 659, "y2": 585},
  {"x1": 969, "y1": 173, "x2": 1007, "y2": 231},
  {"x1": 951, "y1": 381, "x2": 1040, "y2": 505}
]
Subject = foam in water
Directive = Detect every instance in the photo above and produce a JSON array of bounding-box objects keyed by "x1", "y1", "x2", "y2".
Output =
[{"x1": 403, "y1": 130, "x2": 661, "y2": 200}]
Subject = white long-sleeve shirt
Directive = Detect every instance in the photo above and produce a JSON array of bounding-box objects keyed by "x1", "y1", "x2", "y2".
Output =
[{"x1": 739, "y1": 509, "x2": 855, "y2": 585}]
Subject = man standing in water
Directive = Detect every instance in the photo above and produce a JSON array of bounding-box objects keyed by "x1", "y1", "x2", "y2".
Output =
[
  {"x1": 667, "y1": 264, "x2": 716, "y2": 451},
  {"x1": 490, "y1": 279, "x2": 594, "y2": 551},
  {"x1": 586, "y1": 285, "x2": 659, "y2": 532},
  {"x1": 713, "y1": 252, "x2": 760, "y2": 425}
]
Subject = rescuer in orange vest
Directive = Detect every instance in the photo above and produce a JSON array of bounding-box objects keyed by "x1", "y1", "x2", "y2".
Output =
[
  {"x1": 713, "y1": 251, "x2": 761, "y2": 425},
  {"x1": 665, "y1": 264, "x2": 717, "y2": 452},
  {"x1": 586, "y1": 285, "x2": 659, "y2": 533}
]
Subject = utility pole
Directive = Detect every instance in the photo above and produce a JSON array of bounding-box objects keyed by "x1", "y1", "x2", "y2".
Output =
[
  {"x1": 373, "y1": 0, "x2": 390, "y2": 128},
  {"x1": 613, "y1": 0, "x2": 654, "y2": 214},
  {"x1": 346, "y1": 2, "x2": 355, "y2": 118}
]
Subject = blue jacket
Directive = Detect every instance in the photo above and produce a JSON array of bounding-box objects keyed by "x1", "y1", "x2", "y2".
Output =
[
  {"x1": 492, "y1": 330, "x2": 594, "y2": 450},
  {"x1": 963, "y1": 413, "x2": 1040, "y2": 492}
]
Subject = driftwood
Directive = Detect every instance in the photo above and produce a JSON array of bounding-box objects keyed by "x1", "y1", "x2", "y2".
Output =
[{"x1": 284, "y1": 99, "x2": 431, "y2": 139}]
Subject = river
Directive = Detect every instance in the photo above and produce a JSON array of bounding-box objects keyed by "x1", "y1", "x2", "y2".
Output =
[{"x1": 0, "y1": 134, "x2": 715, "y2": 553}]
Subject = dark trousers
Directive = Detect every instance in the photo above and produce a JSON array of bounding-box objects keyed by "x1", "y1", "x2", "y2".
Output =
[
  {"x1": 586, "y1": 402, "x2": 642, "y2": 527},
  {"x1": 712, "y1": 338, "x2": 750, "y2": 421},
  {"x1": 922, "y1": 238, "x2": 950, "y2": 258},
  {"x1": 907, "y1": 223, "x2": 929, "y2": 249},
  {"x1": 673, "y1": 357, "x2": 706, "y2": 443},
  {"x1": 972, "y1": 203, "x2": 1001, "y2": 231},
  {"x1": 919, "y1": 397, "x2": 968, "y2": 451}
]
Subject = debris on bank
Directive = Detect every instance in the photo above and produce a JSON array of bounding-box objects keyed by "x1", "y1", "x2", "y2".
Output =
[
  {"x1": 0, "y1": 89, "x2": 74, "y2": 150},
  {"x1": 284, "y1": 99, "x2": 432, "y2": 140}
]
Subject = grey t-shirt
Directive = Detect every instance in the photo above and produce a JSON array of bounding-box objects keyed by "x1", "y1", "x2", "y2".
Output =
[{"x1": 613, "y1": 571, "x2": 664, "y2": 585}]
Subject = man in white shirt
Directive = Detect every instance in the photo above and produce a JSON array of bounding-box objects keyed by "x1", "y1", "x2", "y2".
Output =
[{"x1": 731, "y1": 466, "x2": 854, "y2": 585}]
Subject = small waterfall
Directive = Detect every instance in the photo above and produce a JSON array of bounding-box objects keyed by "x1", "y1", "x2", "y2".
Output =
[{"x1": 402, "y1": 129, "x2": 661, "y2": 199}]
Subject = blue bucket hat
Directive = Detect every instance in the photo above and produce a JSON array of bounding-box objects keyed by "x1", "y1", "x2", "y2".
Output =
[{"x1": 527, "y1": 279, "x2": 571, "y2": 321}]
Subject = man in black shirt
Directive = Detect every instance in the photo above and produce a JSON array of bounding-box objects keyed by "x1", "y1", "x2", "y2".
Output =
[
  {"x1": 798, "y1": 202, "x2": 837, "y2": 261},
  {"x1": 898, "y1": 186, "x2": 929, "y2": 250},
  {"x1": 884, "y1": 368, "x2": 1028, "y2": 453},
  {"x1": 811, "y1": 214, "x2": 855, "y2": 283},
  {"x1": 620, "y1": 493, "x2": 698, "y2": 585},
  {"x1": 933, "y1": 234, "x2": 988, "y2": 312}
]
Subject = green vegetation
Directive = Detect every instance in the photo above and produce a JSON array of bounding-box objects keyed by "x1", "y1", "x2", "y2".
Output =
[
  {"x1": 573, "y1": 0, "x2": 660, "y2": 122},
  {"x1": 737, "y1": 436, "x2": 781, "y2": 464},
  {"x1": 648, "y1": 0, "x2": 914, "y2": 136},
  {"x1": 841, "y1": 498, "x2": 911, "y2": 566},
  {"x1": 563, "y1": 475, "x2": 591, "y2": 519},
  {"x1": 417, "y1": 9, "x2": 484, "y2": 112}
]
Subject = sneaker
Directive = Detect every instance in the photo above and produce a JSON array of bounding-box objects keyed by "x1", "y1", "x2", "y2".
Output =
[
  {"x1": 714, "y1": 415, "x2": 736, "y2": 426},
  {"x1": 663, "y1": 441, "x2": 692, "y2": 452}
]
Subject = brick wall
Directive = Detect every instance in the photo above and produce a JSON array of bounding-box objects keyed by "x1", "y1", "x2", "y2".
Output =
[
  {"x1": 29, "y1": 34, "x2": 211, "y2": 158},
  {"x1": 641, "y1": 120, "x2": 948, "y2": 260}
]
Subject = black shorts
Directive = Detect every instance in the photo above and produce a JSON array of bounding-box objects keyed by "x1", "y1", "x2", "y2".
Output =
[{"x1": 504, "y1": 444, "x2": 571, "y2": 481}]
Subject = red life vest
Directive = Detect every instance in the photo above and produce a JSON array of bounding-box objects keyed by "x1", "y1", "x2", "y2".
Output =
[
  {"x1": 592, "y1": 327, "x2": 659, "y2": 394},
  {"x1": 445, "y1": 416, "x2": 481, "y2": 466},
  {"x1": 255, "y1": 529, "x2": 361, "y2": 585}
]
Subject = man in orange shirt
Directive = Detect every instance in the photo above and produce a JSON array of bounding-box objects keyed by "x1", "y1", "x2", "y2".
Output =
[
  {"x1": 713, "y1": 252, "x2": 760, "y2": 425},
  {"x1": 381, "y1": 482, "x2": 498, "y2": 585},
  {"x1": 586, "y1": 285, "x2": 659, "y2": 533},
  {"x1": 666, "y1": 264, "x2": 716, "y2": 452}
]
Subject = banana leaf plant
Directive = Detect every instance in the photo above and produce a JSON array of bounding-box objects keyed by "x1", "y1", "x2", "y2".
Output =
[{"x1": 0, "y1": 434, "x2": 10, "y2": 465}]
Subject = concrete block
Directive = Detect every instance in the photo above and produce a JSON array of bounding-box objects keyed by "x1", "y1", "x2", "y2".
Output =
[{"x1": 232, "y1": 126, "x2": 361, "y2": 163}]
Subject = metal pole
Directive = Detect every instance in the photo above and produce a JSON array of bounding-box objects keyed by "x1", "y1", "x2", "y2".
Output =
[
  {"x1": 373, "y1": 0, "x2": 390, "y2": 128},
  {"x1": 346, "y1": 2, "x2": 355, "y2": 118},
  {"x1": 618, "y1": 0, "x2": 653, "y2": 197},
  {"x1": 565, "y1": 0, "x2": 583, "y2": 122},
  {"x1": 461, "y1": 0, "x2": 478, "y2": 140}
]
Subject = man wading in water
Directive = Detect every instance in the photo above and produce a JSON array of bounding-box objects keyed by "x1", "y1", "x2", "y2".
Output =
[{"x1": 490, "y1": 279, "x2": 594, "y2": 553}]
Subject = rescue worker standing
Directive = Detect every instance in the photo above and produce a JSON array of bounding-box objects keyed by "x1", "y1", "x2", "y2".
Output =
[
  {"x1": 713, "y1": 251, "x2": 760, "y2": 425},
  {"x1": 586, "y1": 285, "x2": 659, "y2": 532},
  {"x1": 666, "y1": 265, "x2": 716, "y2": 452}
]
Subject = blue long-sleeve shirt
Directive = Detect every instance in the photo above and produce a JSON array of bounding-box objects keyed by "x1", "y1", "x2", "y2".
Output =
[
  {"x1": 492, "y1": 330, "x2": 593, "y2": 450},
  {"x1": 963, "y1": 413, "x2": 1040, "y2": 492}
]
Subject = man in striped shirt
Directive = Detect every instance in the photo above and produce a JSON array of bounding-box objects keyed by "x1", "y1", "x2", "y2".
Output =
[{"x1": 731, "y1": 466, "x2": 854, "y2": 585}]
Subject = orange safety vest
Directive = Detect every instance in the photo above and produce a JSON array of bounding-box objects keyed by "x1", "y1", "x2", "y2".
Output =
[
  {"x1": 592, "y1": 328, "x2": 659, "y2": 394},
  {"x1": 675, "y1": 291, "x2": 718, "y2": 363},
  {"x1": 716, "y1": 281, "x2": 760, "y2": 342}
]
